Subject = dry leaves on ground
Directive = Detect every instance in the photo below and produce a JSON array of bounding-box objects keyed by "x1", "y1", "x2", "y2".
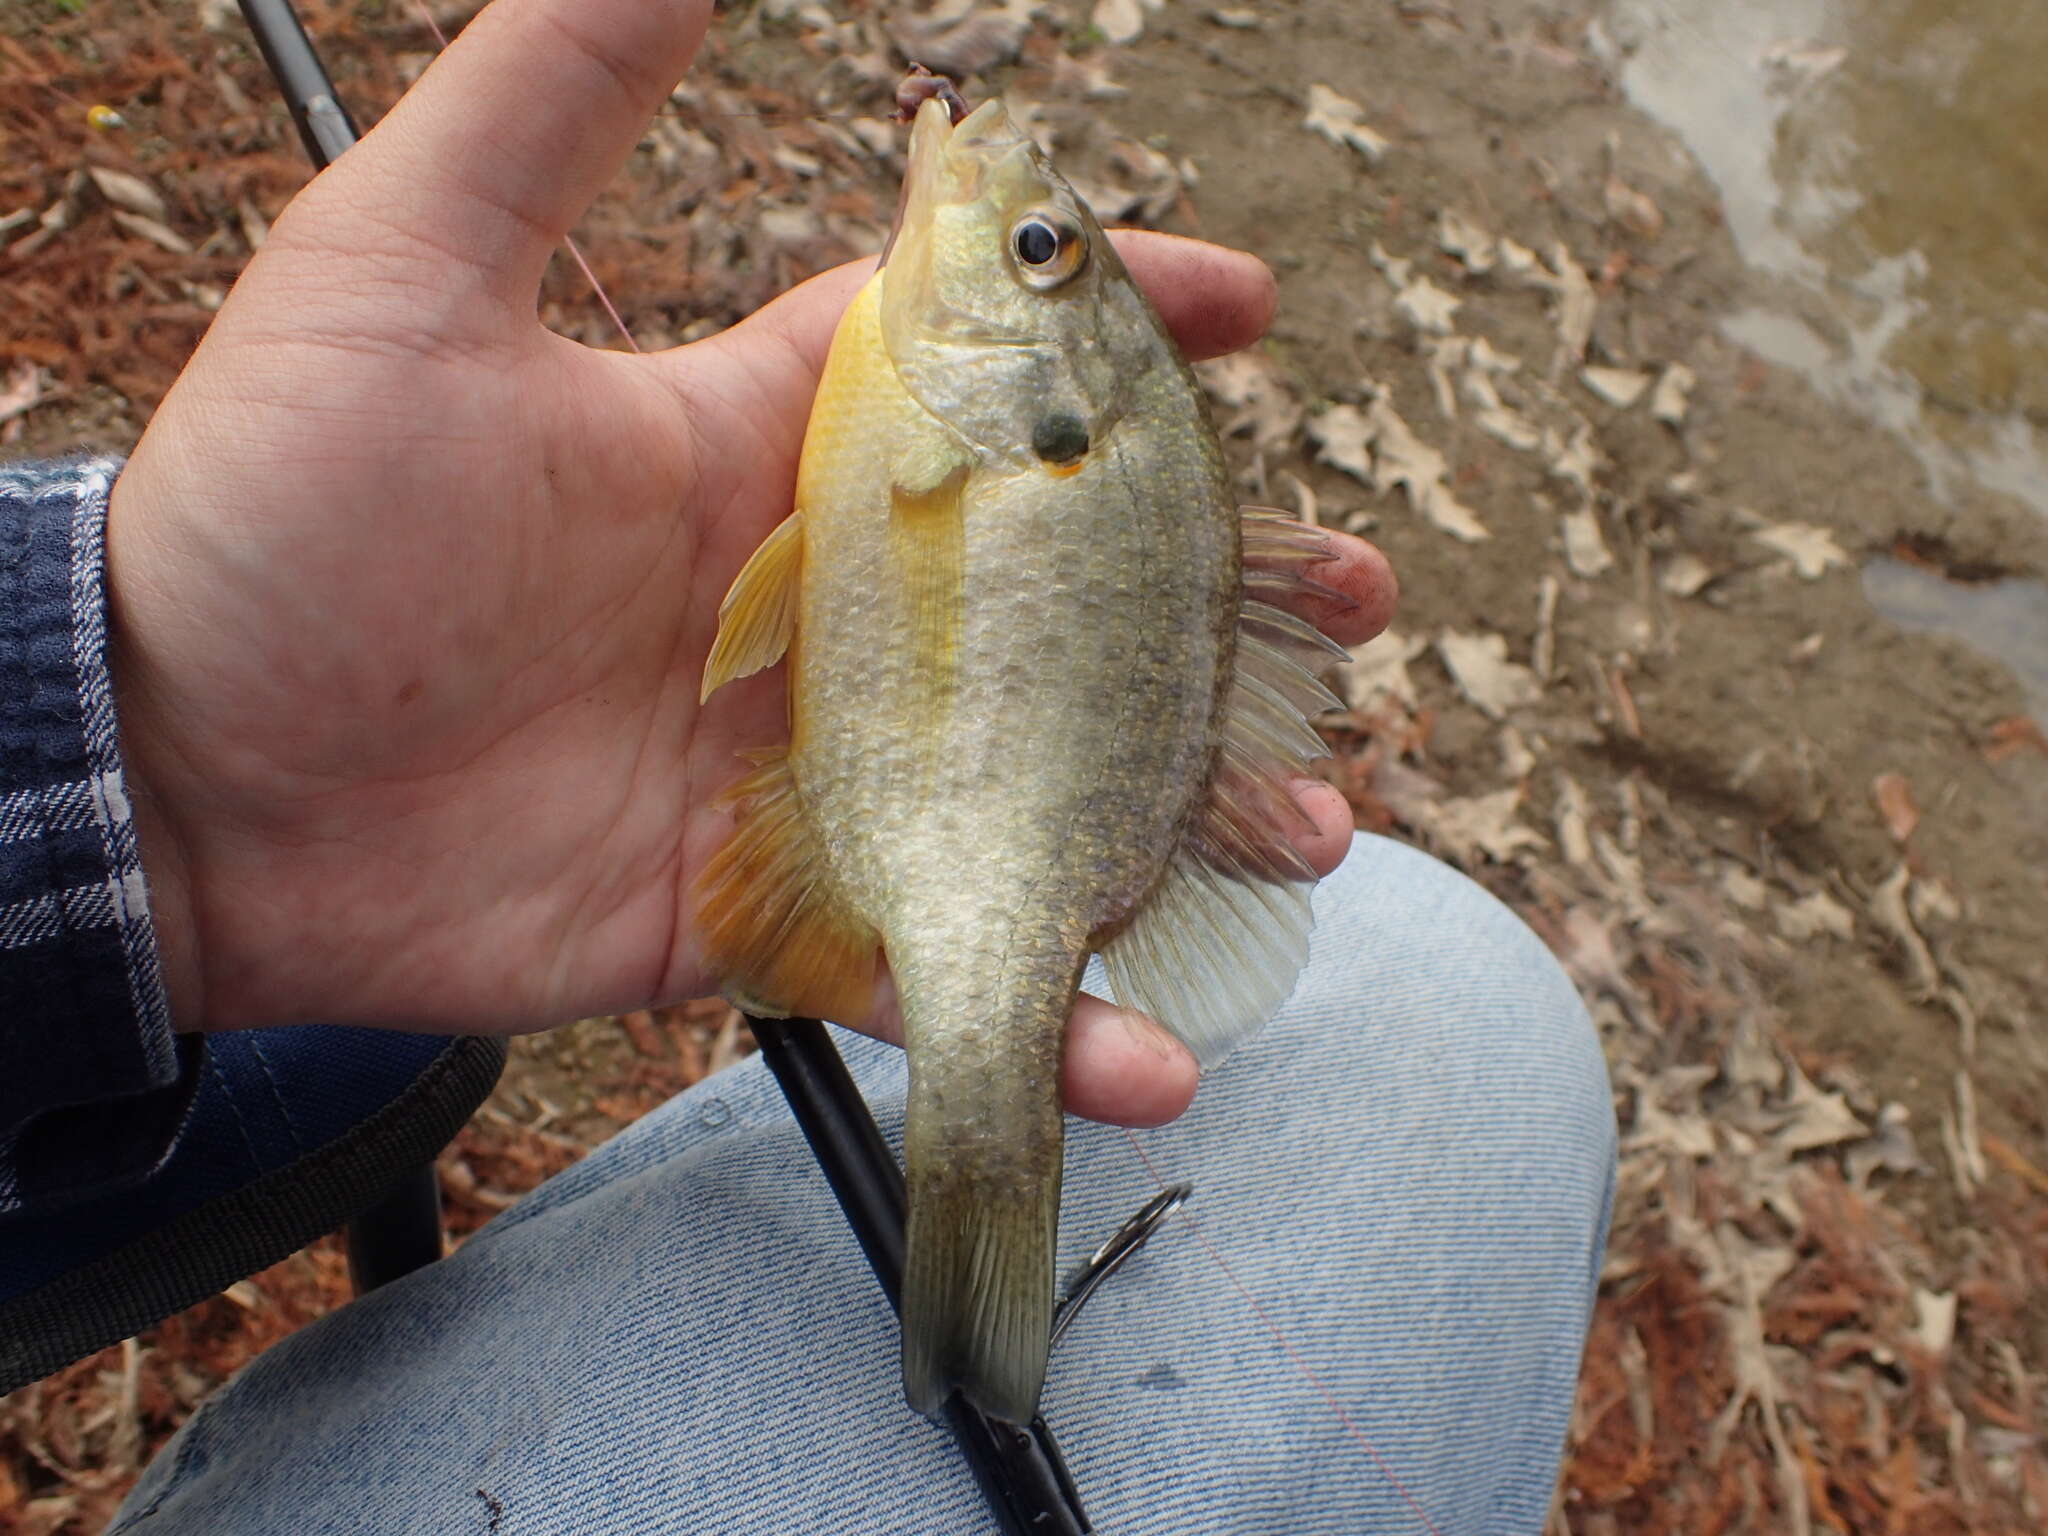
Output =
[{"x1": 6, "y1": 6, "x2": 2041, "y2": 1534}]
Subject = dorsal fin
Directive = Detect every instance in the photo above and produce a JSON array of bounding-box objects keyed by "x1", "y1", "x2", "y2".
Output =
[
  {"x1": 1100, "y1": 509, "x2": 1346, "y2": 1067},
  {"x1": 700, "y1": 511, "x2": 804, "y2": 704}
]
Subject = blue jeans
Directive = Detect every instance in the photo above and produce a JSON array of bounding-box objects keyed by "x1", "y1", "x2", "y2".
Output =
[{"x1": 111, "y1": 836, "x2": 1614, "y2": 1534}]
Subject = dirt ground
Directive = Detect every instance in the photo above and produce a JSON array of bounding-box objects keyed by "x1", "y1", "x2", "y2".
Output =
[{"x1": 3, "y1": 1, "x2": 2044, "y2": 1531}]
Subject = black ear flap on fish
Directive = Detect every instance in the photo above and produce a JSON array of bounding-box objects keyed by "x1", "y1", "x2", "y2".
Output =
[{"x1": 1099, "y1": 509, "x2": 1348, "y2": 1067}]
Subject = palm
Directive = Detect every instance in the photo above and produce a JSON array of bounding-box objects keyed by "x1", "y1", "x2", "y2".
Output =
[{"x1": 114, "y1": 232, "x2": 845, "y2": 1030}]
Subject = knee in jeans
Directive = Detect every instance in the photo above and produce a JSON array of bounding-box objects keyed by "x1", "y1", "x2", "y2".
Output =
[{"x1": 1307, "y1": 832, "x2": 1614, "y2": 1143}]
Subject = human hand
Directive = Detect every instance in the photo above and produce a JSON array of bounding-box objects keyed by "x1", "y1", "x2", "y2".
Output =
[{"x1": 106, "y1": 0, "x2": 1397, "y2": 1127}]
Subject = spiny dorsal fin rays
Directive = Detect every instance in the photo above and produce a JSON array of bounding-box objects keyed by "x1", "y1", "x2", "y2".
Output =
[
  {"x1": 1241, "y1": 504, "x2": 1339, "y2": 570},
  {"x1": 1229, "y1": 667, "x2": 1342, "y2": 763},
  {"x1": 1204, "y1": 735, "x2": 1322, "y2": 877},
  {"x1": 1097, "y1": 507, "x2": 1346, "y2": 1067},
  {"x1": 1243, "y1": 565, "x2": 1351, "y2": 611},
  {"x1": 1191, "y1": 781, "x2": 1318, "y2": 884},
  {"x1": 700, "y1": 510, "x2": 804, "y2": 704},
  {"x1": 1239, "y1": 599, "x2": 1350, "y2": 677}
]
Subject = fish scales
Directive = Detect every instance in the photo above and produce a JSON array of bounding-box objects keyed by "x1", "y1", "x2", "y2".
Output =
[
  {"x1": 695, "y1": 92, "x2": 1339, "y2": 1425},
  {"x1": 796, "y1": 278, "x2": 1234, "y2": 927}
]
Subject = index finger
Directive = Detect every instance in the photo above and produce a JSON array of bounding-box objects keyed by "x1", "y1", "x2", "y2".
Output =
[{"x1": 1111, "y1": 230, "x2": 1279, "y2": 363}]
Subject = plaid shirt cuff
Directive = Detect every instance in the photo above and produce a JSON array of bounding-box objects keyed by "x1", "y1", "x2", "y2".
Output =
[{"x1": 0, "y1": 457, "x2": 182, "y2": 1211}]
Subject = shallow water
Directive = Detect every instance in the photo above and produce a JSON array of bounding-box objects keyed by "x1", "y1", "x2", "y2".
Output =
[
  {"x1": 1597, "y1": 0, "x2": 2048, "y2": 717},
  {"x1": 1600, "y1": 0, "x2": 2048, "y2": 511},
  {"x1": 1862, "y1": 559, "x2": 2048, "y2": 721}
]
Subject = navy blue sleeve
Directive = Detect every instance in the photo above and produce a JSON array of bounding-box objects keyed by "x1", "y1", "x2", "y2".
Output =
[{"x1": 0, "y1": 457, "x2": 184, "y2": 1211}]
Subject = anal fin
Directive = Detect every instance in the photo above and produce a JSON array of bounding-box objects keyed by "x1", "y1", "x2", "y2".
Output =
[
  {"x1": 1102, "y1": 856, "x2": 1313, "y2": 1069},
  {"x1": 1101, "y1": 510, "x2": 1347, "y2": 1068},
  {"x1": 692, "y1": 750, "x2": 878, "y2": 1024},
  {"x1": 700, "y1": 512, "x2": 804, "y2": 704}
]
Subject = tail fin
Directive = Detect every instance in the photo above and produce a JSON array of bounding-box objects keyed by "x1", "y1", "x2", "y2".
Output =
[
  {"x1": 896, "y1": 963, "x2": 1068, "y2": 1425},
  {"x1": 901, "y1": 1150, "x2": 1060, "y2": 1423}
]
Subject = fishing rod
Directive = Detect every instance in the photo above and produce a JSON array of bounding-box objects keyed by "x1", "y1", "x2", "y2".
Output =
[
  {"x1": 230, "y1": 6, "x2": 1184, "y2": 1529},
  {"x1": 238, "y1": 0, "x2": 358, "y2": 167}
]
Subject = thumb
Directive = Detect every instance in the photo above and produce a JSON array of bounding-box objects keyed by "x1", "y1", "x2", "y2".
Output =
[{"x1": 295, "y1": 0, "x2": 713, "y2": 313}]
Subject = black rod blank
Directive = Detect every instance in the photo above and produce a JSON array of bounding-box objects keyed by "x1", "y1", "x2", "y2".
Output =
[
  {"x1": 747, "y1": 1016, "x2": 908, "y2": 1303},
  {"x1": 343, "y1": 1165, "x2": 445, "y2": 1294},
  {"x1": 238, "y1": 0, "x2": 360, "y2": 168}
]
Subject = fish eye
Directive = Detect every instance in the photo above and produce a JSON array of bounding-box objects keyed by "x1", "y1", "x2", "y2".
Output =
[
  {"x1": 1013, "y1": 220, "x2": 1060, "y2": 265},
  {"x1": 1008, "y1": 209, "x2": 1087, "y2": 289}
]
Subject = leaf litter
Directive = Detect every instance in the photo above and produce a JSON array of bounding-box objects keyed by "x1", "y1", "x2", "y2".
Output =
[
  {"x1": 6, "y1": 3, "x2": 2045, "y2": 1533},
  {"x1": 1308, "y1": 389, "x2": 1490, "y2": 542},
  {"x1": 1295, "y1": 129, "x2": 2044, "y2": 1529},
  {"x1": 1301, "y1": 82, "x2": 1390, "y2": 166},
  {"x1": 1753, "y1": 521, "x2": 1852, "y2": 580}
]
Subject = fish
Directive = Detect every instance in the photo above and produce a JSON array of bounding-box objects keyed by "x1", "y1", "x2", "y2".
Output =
[{"x1": 693, "y1": 90, "x2": 1345, "y2": 1424}]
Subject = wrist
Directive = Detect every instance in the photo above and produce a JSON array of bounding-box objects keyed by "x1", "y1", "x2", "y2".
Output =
[{"x1": 105, "y1": 473, "x2": 206, "y2": 1029}]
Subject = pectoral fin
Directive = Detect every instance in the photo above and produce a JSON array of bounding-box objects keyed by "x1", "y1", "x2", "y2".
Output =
[
  {"x1": 700, "y1": 512, "x2": 804, "y2": 704},
  {"x1": 1101, "y1": 509, "x2": 1347, "y2": 1068}
]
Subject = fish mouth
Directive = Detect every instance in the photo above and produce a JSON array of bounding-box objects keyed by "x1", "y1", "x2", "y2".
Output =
[
  {"x1": 876, "y1": 95, "x2": 1058, "y2": 374},
  {"x1": 878, "y1": 96, "x2": 1019, "y2": 268}
]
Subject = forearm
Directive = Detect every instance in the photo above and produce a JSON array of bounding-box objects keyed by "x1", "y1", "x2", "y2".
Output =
[{"x1": 0, "y1": 456, "x2": 185, "y2": 1210}]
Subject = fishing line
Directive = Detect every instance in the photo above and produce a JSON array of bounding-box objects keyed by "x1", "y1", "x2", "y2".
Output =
[{"x1": 411, "y1": 3, "x2": 641, "y2": 352}]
